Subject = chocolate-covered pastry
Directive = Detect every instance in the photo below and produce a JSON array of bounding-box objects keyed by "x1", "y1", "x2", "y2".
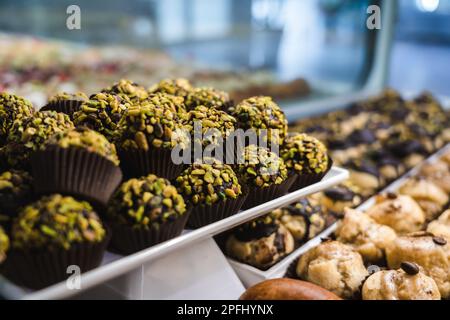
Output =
[
  {"x1": 366, "y1": 193, "x2": 425, "y2": 234},
  {"x1": 386, "y1": 139, "x2": 427, "y2": 169},
  {"x1": 226, "y1": 215, "x2": 294, "y2": 269},
  {"x1": 296, "y1": 240, "x2": 368, "y2": 299},
  {"x1": 321, "y1": 183, "x2": 362, "y2": 216},
  {"x1": 346, "y1": 159, "x2": 381, "y2": 197}
]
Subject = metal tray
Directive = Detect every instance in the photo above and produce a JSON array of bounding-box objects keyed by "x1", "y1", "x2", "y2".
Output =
[{"x1": 0, "y1": 166, "x2": 348, "y2": 299}]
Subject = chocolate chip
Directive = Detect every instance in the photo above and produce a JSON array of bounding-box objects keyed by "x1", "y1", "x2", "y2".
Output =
[
  {"x1": 321, "y1": 237, "x2": 332, "y2": 243},
  {"x1": 401, "y1": 262, "x2": 420, "y2": 275},
  {"x1": 433, "y1": 236, "x2": 447, "y2": 246},
  {"x1": 386, "y1": 192, "x2": 397, "y2": 200}
]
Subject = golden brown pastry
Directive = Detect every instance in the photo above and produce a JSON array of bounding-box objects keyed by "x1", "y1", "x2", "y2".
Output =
[
  {"x1": 240, "y1": 278, "x2": 341, "y2": 300},
  {"x1": 427, "y1": 210, "x2": 450, "y2": 241},
  {"x1": 386, "y1": 232, "x2": 450, "y2": 298},
  {"x1": 366, "y1": 193, "x2": 425, "y2": 234},
  {"x1": 335, "y1": 208, "x2": 396, "y2": 263},
  {"x1": 399, "y1": 178, "x2": 448, "y2": 221},
  {"x1": 226, "y1": 215, "x2": 295, "y2": 269},
  {"x1": 362, "y1": 263, "x2": 441, "y2": 300},
  {"x1": 347, "y1": 161, "x2": 381, "y2": 198},
  {"x1": 296, "y1": 240, "x2": 368, "y2": 299},
  {"x1": 440, "y1": 150, "x2": 450, "y2": 166},
  {"x1": 320, "y1": 183, "x2": 362, "y2": 216},
  {"x1": 419, "y1": 161, "x2": 450, "y2": 193}
]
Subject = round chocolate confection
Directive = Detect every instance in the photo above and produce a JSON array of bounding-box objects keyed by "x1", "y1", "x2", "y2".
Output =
[
  {"x1": 102, "y1": 79, "x2": 149, "y2": 102},
  {"x1": 47, "y1": 92, "x2": 88, "y2": 105},
  {"x1": 236, "y1": 145, "x2": 288, "y2": 188},
  {"x1": 0, "y1": 226, "x2": 9, "y2": 264},
  {"x1": 12, "y1": 194, "x2": 106, "y2": 250},
  {"x1": 148, "y1": 92, "x2": 187, "y2": 115},
  {"x1": 0, "y1": 169, "x2": 34, "y2": 215},
  {"x1": 185, "y1": 87, "x2": 232, "y2": 112},
  {"x1": 281, "y1": 133, "x2": 329, "y2": 175},
  {"x1": 348, "y1": 129, "x2": 376, "y2": 145},
  {"x1": 108, "y1": 175, "x2": 186, "y2": 228},
  {"x1": 41, "y1": 92, "x2": 89, "y2": 117},
  {"x1": 233, "y1": 214, "x2": 280, "y2": 242},
  {"x1": 345, "y1": 159, "x2": 380, "y2": 178},
  {"x1": 148, "y1": 78, "x2": 193, "y2": 99},
  {"x1": 73, "y1": 92, "x2": 131, "y2": 141},
  {"x1": 3, "y1": 111, "x2": 74, "y2": 169},
  {"x1": 176, "y1": 160, "x2": 242, "y2": 206},
  {"x1": 231, "y1": 96, "x2": 288, "y2": 146},
  {"x1": 0, "y1": 93, "x2": 34, "y2": 146},
  {"x1": 386, "y1": 139, "x2": 427, "y2": 159},
  {"x1": 42, "y1": 127, "x2": 119, "y2": 166},
  {"x1": 324, "y1": 186, "x2": 356, "y2": 203},
  {"x1": 115, "y1": 98, "x2": 184, "y2": 151}
]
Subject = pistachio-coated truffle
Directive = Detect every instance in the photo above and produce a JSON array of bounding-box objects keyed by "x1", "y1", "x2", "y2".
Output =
[
  {"x1": 0, "y1": 169, "x2": 34, "y2": 214},
  {"x1": 43, "y1": 127, "x2": 119, "y2": 166},
  {"x1": 281, "y1": 133, "x2": 329, "y2": 175},
  {"x1": 108, "y1": 175, "x2": 187, "y2": 228},
  {"x1": 0, "y1": 93, "x2": 34, "y2": 145},
  {"x1": 0, "y1": 226, "x2": 9, "y2": 263},
  {"x1": 231, "y1": 96, "x2": 287, "y2": 146},
  {"x1": 236, "y1": 145, "x2": 288, "y2": 188},
  {"x1": 73, "y1": 93, "x2": 131, "y2": 141},
  {"x1": 47, "y1": 92, "x2": 88, "y2": 105},
  {"x1": 148, "y1": 78, "x2": 193, "y2": 99},
  {"x1": 3, "y1": 111, "x2": 74, "y2": 169},
  {"x1": 12, "y1": 194, "x2": 106, "y2": 250},
  {"x1": 148, "y1": 92, "x2": 187, "y2": 114},
  {"x1": 116, "y1": 101, "x2": 183, "y2": 151},
  {"x1": 102, "y1": 79, "x2": 149, "y2": 102},
  {"x1": 185, "y1": 87, "x2": 232, "y2": 111},
  {"x1": 184, "y1": 105, "x2": 236, "y2": 147},
  {"x1": 176, "y1": 161, "x2": 242, "y2": 205}
]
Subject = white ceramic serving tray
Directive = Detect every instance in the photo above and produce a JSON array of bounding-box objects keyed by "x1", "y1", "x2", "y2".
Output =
[
  {"x1": 228, "y1": 143, "x2": 450, "y2": 288},
  {"x1": 0, "y1": 166, "x2": 348, "y2": 300}
]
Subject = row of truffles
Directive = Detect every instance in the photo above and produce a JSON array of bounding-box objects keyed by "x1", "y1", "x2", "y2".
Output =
[
  {"x1": 292, "y1": 149, "x2": 450, "y2": 300},
  {"x1": 225, "y1": 196, "x2": 329, "y2": 270},
  {"x1": 291, "y1": 89, "x2": 450, "y2": 200}
]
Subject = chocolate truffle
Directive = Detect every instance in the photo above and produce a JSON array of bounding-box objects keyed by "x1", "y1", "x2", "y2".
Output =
[
  {"x1": 236, "y1": 145, "x2": 288, "y2": 188},
  {"x1": 3, "y1": 111, "x2": 74, "y2": 169},
  {"x1": 41, "y1": 92, "x2": 89, "y2": 118},
  {"x1": 12, "y1": 194, "x2": 106, "y2": 250},
  {"x1": 185, "y1": 87, "x2": 232, "y2": 111},
  {"x1": 281, "y1": 133, "x2": 329, "y2": 175},
  {"x1": 231, "y1": 96, "x2": 288, "y2": 146},
  {"x1": 108, "y1": 175, "x2": 187, "y2": 228},
  {"x1": 102, "y1": 79, "x2": 149, "y2": 102},
  {"x1": 0, "y1": 93, "x2": 34, "y2": 146},
  {"x1": 0, "y1": 169, "x2": 33, "y2": 216},
  {"x1": 148, "y1": 78, "x2": 193, "y2": 99},
  {"x1": 176, "y1": 160, "x2": 242, "y2": 206}
]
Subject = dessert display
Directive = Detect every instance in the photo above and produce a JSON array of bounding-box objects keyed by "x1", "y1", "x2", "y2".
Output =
[
  {"x1": 107, "y1": 175, "x2": 189, "y2": 254},
  {"x1": 225, "y1": 215, "x2": 295, "y2": 270},
  {"x1": 0, "y1": 92, "x2": 34, "y2": 146},
  {"x1": 362, "y1": 264, "x2": 441, "y2": 300},
  {"x1": 295, "y1": 240, "x2": 369, "y2": 299},
  {"x1": 0, "y1": 169, "x2": 34, "y2": 218}
]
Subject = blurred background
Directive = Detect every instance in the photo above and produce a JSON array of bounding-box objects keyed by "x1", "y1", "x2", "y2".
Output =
[{"x1": 0, "y1": 0, "x2": 448, "y2": 109}]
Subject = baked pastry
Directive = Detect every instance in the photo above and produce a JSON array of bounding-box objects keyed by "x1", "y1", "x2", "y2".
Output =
[
  {"x1": 335, "y1": 208, "x2": 396, "y2": 263},
  {"x1": 0, "y1": 226, "x2": 9, "y2": 264},
  {"x1": 399, "y1": 177, "x2": 448, "y2": 221},
  {"x1": 427, "y1": 210, "x2": 450, "y2": 240},
  {"x1": 386, "y1": 232, "x2": 450, "y2": 298},
  {"x1": 296, "y1": 240, "x2": 368, "y2": 299},
  {"x1": 226, "y1": 215, "x2": 294, "y2": 269},
  {"x1": 0, "y1": 92, "x2": 34, "y2": 146},
  {"x1": 281, "y1": 133, "x2": 329, "y2": 176},
  {"x1": 148, "y1": 78, "x2": 193, "y2": 99},
  {"x1": 362, "y1": 263, "x2": 441, "y2": 300},
  {"x1": 236, "y1": 145, "x2": 288, "y2": 188},
  {"x1": 2, "y1": 111, "x2": 74, "y2": 169},
  {"x1": 273, "y1": 198, "x2": 326, "y2": 243},
  {"x1": 366, "y1": 193, "x2": 425, "y2": 234},
  {"x1": 346, "y1": 160, "x2": 381, "y2": 197},
  {"x1": 418, "y1": 160, "x2": 450, "y2": 193},
  {"x1": 176, "y1": 160, "x2": 242, "y2": 206},
  {"x1": 0, "y1": 169, "x2": 34, "y2": 217},
  {"x1": 386, "y1": 139, "x2": 427, "y2": 169},
  {"x1": 101, "y1": 79, "x2": 149, "y2": 102},
  {"x1": 240, "y1": 278, "x2": 341, "y2": 300},
  {"x1": 185, "y1": 87, "x2": 232, "y2": 111},
  {"x1": 231, "y1": 96, "x2": 288, "y2": 146},
  {"x1": 321, "y1": 182, "x2": 362, "y2": 216}
]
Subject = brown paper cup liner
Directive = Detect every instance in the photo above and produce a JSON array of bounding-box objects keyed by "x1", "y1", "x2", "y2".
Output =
[
  {"x1": 289, "y1": 157, "x2": 333, "y2": 192},
  {"x1": 2, "y1": 234, "x2": 110, "y2": 290},
  {"x1": 108, "y1": 210, "x2": 191, "y2": 255},
  {"x1": 118, "y1": 148, "x2": 185, "y2": 180},
  {"x1": 242, "y1": 174, "x2": 297, "y2": 210},
  {"x1": 40, "y1": 100, "x2": 84, "y2": 119},
  {"x1": 31, "y1": 147, "x2": 123, "y2": 207}
]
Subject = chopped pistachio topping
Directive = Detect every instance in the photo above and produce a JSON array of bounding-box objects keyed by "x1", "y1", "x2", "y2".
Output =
[
  {"x1": 231, "y1": 96, "x2": 287, "y2": 146},
  {"x1": 0, "y1": 226, "x2": 9, "y2": 263},
  {"x1": 0, "y1": 169, "x2": 33, "y2": 200},
  {"x1": 176, "y1": 160, "x2": 242, "y2": 205},
  {"x1": 102, "y1": 79, "x2": 149, "y2": 102},
  {"x1": 281, "y1": 133, "x2": 329, "y2": 175},
  {"x1": 148, "y1": 78, "x2": 193, "y2": 99},
  {"x1": 12, "y1": 194, "x2": 105, "y2": 250},
  {"x1": 148, "y1": 92, "x2": 187, "y2": 115},
  {"x1": 236, "y1": 145, "x2": 288, "y2": 188},
  {"x1": 108, "y1": 175, "x2": 186, "y2": 228},
  {"x1": 48, "y1": 92, "x2": 89, "y2": 104},
  {"x1": 43, "y1": 127, "x2": 119, "y2": 166},
  {"x1": 73, "y1": 93, "x2": 131, "y2": 141},
  {"x1": 185, "y1": 87, "x2": 232, "y2": 111},
  {"x1": 0, "y1": 92, "x2": 34, "y2": 145},
  {"x1": 3, "y1": 111, "x2": 74, "y2": 169}
]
